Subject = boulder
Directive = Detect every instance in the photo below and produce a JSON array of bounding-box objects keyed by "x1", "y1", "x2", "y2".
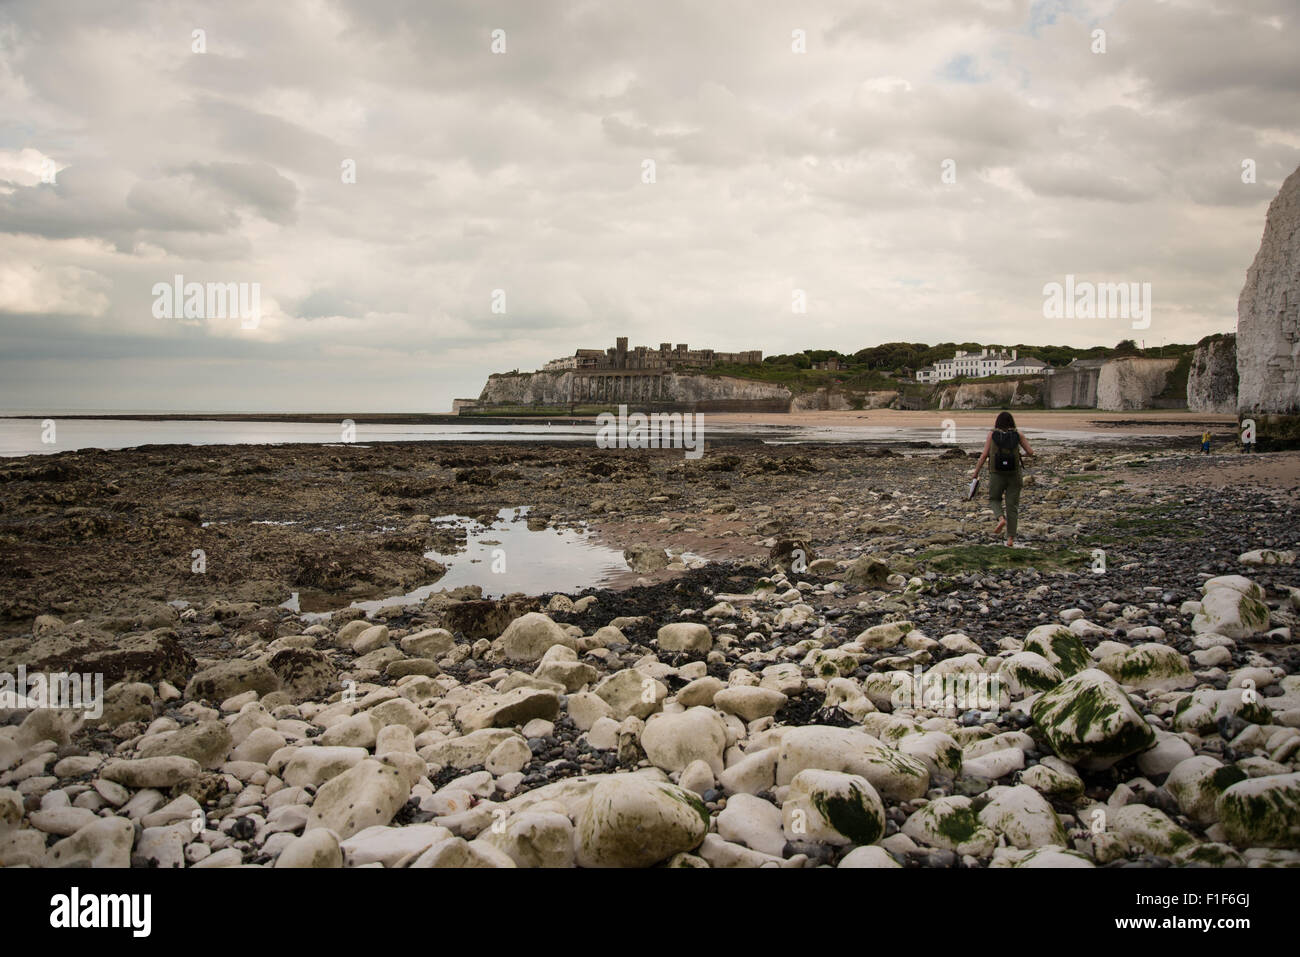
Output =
[
  {"x1": 305, "y1": 759, "x2": 411, "y2": 840},
  {"x1": 782, "y1": 769, "x2": 886, "y2": 846},
  {"x1": 1030, "y1": 669, "x2": 1156, "y2": 769},
  {"x1": 1216, "y1": 772, "x2": 1300, "y2": 849},
  {"x1": 137, "y1": 721, "x2": 232, "y2": 769},
  {"x1": 1023, "y1": 624, "x2": 1090, "y2": 677},
  {"x1": 491, "y1": 613, "x2": 575, "y2": 664},
  {"x1": 268, "y1": 648, "x2": 338, "y2": 702},
  {"x1": 574, "y1": 775, "x2": 710, "y2": 868},
  {"x1": 776, "y1": 725, "x2": 929, "y2": 801},
  {"x1": 184, "y1": 660, "x2": 280, "y2": 702},
  {"x1": 0, "y1": 628, "x2": 194, "y2": 687},
  {"x1": 655, "y1": 622, "x2": 712, "y2": 654},
  {"x1": 641, "y1": 707, "x2": 728, "y2": 775}
]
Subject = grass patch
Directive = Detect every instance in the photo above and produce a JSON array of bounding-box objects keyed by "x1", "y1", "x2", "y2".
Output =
[{"x1": 917, "y1": 544, "x2": 1089, "y2": 572}]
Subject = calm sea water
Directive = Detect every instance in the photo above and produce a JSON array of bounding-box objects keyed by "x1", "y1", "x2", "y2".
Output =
[{"x1": 0, "y1": 416, "x2": 1137, "y2": 458}]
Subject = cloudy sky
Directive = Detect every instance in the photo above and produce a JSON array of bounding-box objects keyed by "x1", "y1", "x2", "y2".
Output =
[{"x1": 1, "y1": 0, "x2": 1296, "y2": 413}]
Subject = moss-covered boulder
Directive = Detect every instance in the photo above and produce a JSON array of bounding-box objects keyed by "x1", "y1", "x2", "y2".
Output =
[
  {"x1": 1169, "y1": 687, "x2": 1272, "y2": 734},
  {"x1": 1098, "y1": 643, "x2": 1195, "y2": 691},
  {"x1": 1111, "y1": 804, "x2": 1198, "y2": 856},
  {"x1": 1030, "y1": 669, "x2": 1156, "y2": 769},
  {"x1": 1192, "y1": 583, "x2": 1271, "y2": 639},
  {"x1": 1166, "y1": 756, "x2": 1248, "y2": 826},
  {"x1": 1171, "y1": 842, "x2": 1245, "y2": 867},
  {"x1": 897, "y1": 731, "x2": 964, "y2": 784},
  {"x1": 902, "y1": 795, "x2": 996, "y2": 856},
  {"x1": 977, "y1": 784, "x2": 1067, "y2": 849},
  {"x1": 574, "y1": 775, "x2": 710, "y2": 867},
  {"x1": 1216, "y1": 773, "x2": 1300, "y2": 849},
  {"x1": 1023, "y1": 624, "x2": 1091, "y2": 677},
  {"x1": 997, "y1": 651, "x2": 1064, "y2": 697},
  {"x1": 776, "y1": 725, "x2": 930, "y2": 801},
  {"x1": 781, "y1": 769, "x2": 886, "y2": 846},
  {"x1": 1017, "y1": 755, "x2": 1085, "y2": 800}
]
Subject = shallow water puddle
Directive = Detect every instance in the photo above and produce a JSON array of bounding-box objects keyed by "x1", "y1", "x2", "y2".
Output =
[{"x1": 282, "y1": 506, "x2": 630, "y2": 619}]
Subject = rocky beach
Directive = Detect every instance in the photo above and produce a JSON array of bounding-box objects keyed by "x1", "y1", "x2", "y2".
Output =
[{"x1": 2, "y1": 429, "x2": 1299, "y2": 869}]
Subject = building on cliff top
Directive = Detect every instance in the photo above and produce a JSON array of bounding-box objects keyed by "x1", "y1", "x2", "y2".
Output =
[
  {"x1": 541, "y1": 337, "x2": 761, "y2": 372},
  {"x1": 915, "y1": 347, "x2": 1043, "y2": 382}
]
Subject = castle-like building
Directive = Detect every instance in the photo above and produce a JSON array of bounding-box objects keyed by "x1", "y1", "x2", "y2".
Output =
[{"x1": 542, "y1": 337, "x2": 761, "y2": 372}]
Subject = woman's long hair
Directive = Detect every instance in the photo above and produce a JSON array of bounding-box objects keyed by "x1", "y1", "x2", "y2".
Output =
[{"x1": 994, "y1": 411, "x2": 1016, "y2": 430}]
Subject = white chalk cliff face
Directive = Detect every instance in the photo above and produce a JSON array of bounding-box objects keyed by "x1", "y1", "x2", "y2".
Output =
[
  {"x1": 1238, "y1": 164, "x2": 1300, "y2": 414},
  {"x1": 1186, "y1": 335, "x2": 1237, "y2": 414}
]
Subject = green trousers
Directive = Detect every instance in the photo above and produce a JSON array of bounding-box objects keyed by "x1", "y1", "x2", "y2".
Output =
[{"x1": 989, "y1": 469, "x2": 1023, "y2": 538}]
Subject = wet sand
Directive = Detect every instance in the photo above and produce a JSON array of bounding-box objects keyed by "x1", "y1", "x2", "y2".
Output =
[{"x1": 709, "y1": 409, "x2": 1240, "y2": 434}]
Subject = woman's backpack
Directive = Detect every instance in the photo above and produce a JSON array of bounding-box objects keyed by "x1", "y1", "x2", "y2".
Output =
[{"x1": 991, "y1": 429, "x2": 1020, "y2": 472}]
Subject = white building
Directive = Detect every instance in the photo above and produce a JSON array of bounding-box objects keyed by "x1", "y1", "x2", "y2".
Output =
[{"x1": 916, "y1": 347, "x2": 1043, "y2": 382}]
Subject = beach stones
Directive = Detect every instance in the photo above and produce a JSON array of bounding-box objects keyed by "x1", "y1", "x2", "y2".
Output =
[
  {"x1": 782, "y1": 770, "x2": 886, "y2": 846},
  {"x1": 977, "y1": 785, "x2": 1066, "y2": 849},
  {"x1": 1023, "y1": 624, "x2": 1090, "y2": 677},
  {"x1": 492, "y1": 613, "x2": 575, "y2": 663},
  {"x1": 456, "y1": 687, "x2": 560, "y2": 733},
  {"x1": 1110, "y1": 804, "x2": 1197, "y2": 856},
  {"x1": 1216, "y1": 773, "x2": 1300, "y2": 848},
  {"x1": 477, "y1": 811, "x2": 575, "y2": 868},
  {"x1": 305, "y1": 759, "x2": 411, "y2": 840},
  {"x1": 717, "y1": 792, "x2": 786, "y2": 856},
  {"x1": 713, "y1": 686, "x2": 787, "y2": 721},
  {"x1": 401, "y1": 628, "x2": 456, "y2": 659},
  {"x1": 136, "y1": 720, "x2": 232, "y2": 768},
  {"x1": 623, "y1": 544, "x2": 668, "y2": 573},
  {"x1": 269, "y1": 648, "x2": 337, "y2": 701},
  {"x1": 1166, "y1": 755, "x2": 1247, "y2": 826},
  {"x1": 1193, "y1": 583, "x2": 1270, "y2": 639},
  {"x1": 593, "y1": 669, "x2": 666, "y2": 720},
  {"x1": 282, "y1": 746, "x2": 369, "y2": 788},
  {"x1": 902, "y1": 795, "x2": 996, "y2": 857},
  {"x1": 184, "y1": 659, "x2": 280, "y2": 702},
  {"x1": 641, "y1": 707, "x2": 728, "y2": 775},
  {"x1": 101, "y1": 756, "x2": 201, "y2": 788},
  {"x1": 574, "y1": 775, "x2": 709, "y2": 868},
  {"x1": 776, "y1": 726, "x2": 930, "y2": 800},
  {"x1": 275, "y1": 828, "x2": 343, "y2": 868},
  {"x1": 45, "y1": 815, "x2": 136, "y2": 868},
  {"x1": 1097, "y1": 643, "x2": 1195, "y2": 691},
  {"x1": 1030, "y1": 669, "x2": 1156, "y2": 769},
  {"x1": 655, "y1": 622, "x2": 713, "y2": 654},
  {"x1": 997, "y1": 652, "x2": 1063, "y2": 696}
]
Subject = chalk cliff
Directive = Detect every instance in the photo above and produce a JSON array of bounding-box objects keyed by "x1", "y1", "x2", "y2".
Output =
[
  {"x1": 1186, "y1": 335, "x2": 1238, "y2": 413},
  {"x1": 472, "y1": 370, "x2": 792, "y2": 411},
  {"x1": 1096, "y1": 358, "x2": 1179, "y2": 411},
  {"x1": 1237, "y1": 164, "x2": 1300, "y2": 414},
  {"x1": 936, "y1": 380, "x2": 1039, "y2": 410}
]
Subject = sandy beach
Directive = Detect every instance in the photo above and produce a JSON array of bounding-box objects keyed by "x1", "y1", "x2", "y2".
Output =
[{"x1": 709, "y1": 408, "x2": 1240, "y2": 434}]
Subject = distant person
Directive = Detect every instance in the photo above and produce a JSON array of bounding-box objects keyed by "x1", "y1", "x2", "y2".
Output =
[
  {"x1": 971, "y1": 411, "x2": 1033, "y2": 547},
  {"x1": 1201, "y1": 430, "x2": 1211, "y2": 455}
]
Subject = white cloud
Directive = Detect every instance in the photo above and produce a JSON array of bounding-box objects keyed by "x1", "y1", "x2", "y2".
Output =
[{"x1": 0, "y1": 0, "x2": 1295, "y2": 411}]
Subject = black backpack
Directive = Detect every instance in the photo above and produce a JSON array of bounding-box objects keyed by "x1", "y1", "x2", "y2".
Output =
[{"x1": 991, "y1": 429, "x2": 1020, "y2": 472}]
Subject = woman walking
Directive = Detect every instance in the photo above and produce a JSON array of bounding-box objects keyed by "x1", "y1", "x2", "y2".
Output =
[{"x1": 970, "y1": 411, "x2": 1034, "y2": 547}]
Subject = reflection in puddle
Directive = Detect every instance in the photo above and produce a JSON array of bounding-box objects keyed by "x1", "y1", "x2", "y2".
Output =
[{"x1": 281, "y1": 506, "x2": 630, "y2": 620}]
